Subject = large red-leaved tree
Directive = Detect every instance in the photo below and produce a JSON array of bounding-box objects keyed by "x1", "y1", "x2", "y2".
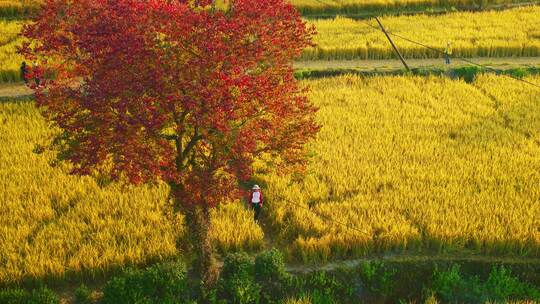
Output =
[{"x1": 22, "y1": 0, "x2": 318, "y2": 292}]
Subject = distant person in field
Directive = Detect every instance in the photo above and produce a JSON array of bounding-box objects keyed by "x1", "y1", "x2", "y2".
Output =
[
  {"x1": 445, "y1": 41, "x2": 452, "y2": 65},
  {"x1": 249, "y1": 185, "x2": 263, "y2": 222},
  {"x1": 20, "y1": 62, "x2": 28, "y2": 84}
]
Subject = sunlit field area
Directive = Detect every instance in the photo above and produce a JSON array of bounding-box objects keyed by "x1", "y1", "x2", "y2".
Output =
[
  {"x1": 2, "y1": 74, "x2": 539, "y2": 284},
  {"x1": 0, "y1": 99, "x2": 263, "y2": 283},
  {"x1": 2, "y1": 0, "x2": 540, "y2": 301},
  {"x1": 291, "y1": 0, "x2": 536, "y2": 15},
  {"x1": 304, "y1": 6, "x2": 540, "y2": 60},
  {"x1": 261, "y1": 74, "x2": 540, "y2": 262}
]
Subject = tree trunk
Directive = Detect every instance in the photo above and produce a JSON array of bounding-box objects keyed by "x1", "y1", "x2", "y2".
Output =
[{"x1": 184, "y1": 204, "x2": 219, "y2": 300}]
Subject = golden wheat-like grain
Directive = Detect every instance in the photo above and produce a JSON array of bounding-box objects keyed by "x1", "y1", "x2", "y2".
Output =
[
  {"x1": 260, "y1": 74, "x2": 540, "y2": 262},
  {"x1": 0, "y1": 100, "x2": 263, "y2": 283},
  {"x1": 304, "y1": 6, "x2": 540, "y2": 60}
]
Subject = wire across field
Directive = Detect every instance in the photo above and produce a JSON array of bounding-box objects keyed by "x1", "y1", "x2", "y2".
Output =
[
  {"x1": 2, "y1": 74, "x2": 539, "y2": 283},
  {"x1": 304, "y1": 6, "x2": 540, "y2": 60}
]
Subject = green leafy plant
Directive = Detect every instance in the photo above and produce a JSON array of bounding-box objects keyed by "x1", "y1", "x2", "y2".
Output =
[
  {"x1": 255, "y1": 249, "x2": 292, "y2": 303},
  {"x1": 484, "y1": 266, "x2": 540, "y2": 302},
  {"x1": 217, "y1": 253, "x2": 260, "y2": 304},
  {"x1": 101, "y1": 261, "x2": 190, "y2": 304},
  {"x1": 431, "y1": 265, "x2": 540, "y2": 303},
  {"x1": 358, "y1": 261, "x2": 396, "y2": 298},
  {"x1": 74, "y1": 284, "x2": 92, "y2": 304},
  {"x1": 0, "y1": 287, "x2": 59, "y2": 304}
]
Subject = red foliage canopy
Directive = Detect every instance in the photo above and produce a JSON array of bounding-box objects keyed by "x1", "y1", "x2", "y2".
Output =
[{"x1": 23, "y1": 0, "x2": 319, "y2": 208}]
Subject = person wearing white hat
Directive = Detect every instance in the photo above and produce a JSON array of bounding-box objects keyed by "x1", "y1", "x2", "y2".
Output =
[{"x1": 249, "y1": 185, "x2": 263, "y2": 222}]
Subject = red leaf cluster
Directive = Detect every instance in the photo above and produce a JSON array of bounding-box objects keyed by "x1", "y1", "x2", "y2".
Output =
[{"x1": 22, "y1": 0, "x2": 319, "y2": 208}]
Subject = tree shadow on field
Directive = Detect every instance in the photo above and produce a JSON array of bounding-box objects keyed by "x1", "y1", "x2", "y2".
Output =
[
  {"x1": 450, "y1": 93, "x2": 540, "y2": 146},
  {"x1": 0, "y1": 95, "x2": 34, "y2": 103}
]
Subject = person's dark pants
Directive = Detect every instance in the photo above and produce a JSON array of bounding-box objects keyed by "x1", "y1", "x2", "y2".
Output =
[
  {"x1": 445, "y1": 54, "x2": 451, "y2": 64},
  {"x1": 252, "y1": 203, "x2": 261, "y2": 221}
]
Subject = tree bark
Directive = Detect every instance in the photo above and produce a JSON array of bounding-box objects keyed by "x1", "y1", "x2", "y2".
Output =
[{"x1": 183, "y1": 203, "x2": 219, "y2": 300}]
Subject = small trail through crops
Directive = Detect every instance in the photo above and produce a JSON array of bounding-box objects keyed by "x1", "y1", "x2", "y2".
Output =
[{"x1": 2, "y1": 57, "x2": 539, "y2": 99}]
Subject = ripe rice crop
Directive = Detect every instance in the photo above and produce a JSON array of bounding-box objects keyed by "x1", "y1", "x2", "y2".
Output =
[
  {"x1": 0, "y1": 100, "x2": 263, "y2": 284},
  {"x1": 3, "y1": 7, "x2": 540, "y2": 83},
  {"x1": 0, "y1": 20, "x2": 24, "y2": 83},
  {"x1": 2, "y1": 72, "x2": 540, "y2": 283},
  {"x1": 290, "y1": 0, "x2": 536, "y2": 16},
  {"x1": 304, "y1": 6, "x2": 540, "y2": 60},
  {"x1": 259, "y1": 74, "x2": 540, "y2": 263}
]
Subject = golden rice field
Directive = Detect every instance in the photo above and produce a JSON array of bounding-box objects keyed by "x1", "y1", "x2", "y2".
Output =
[
  {"x1": 259, "y1": 74, "x2": 540, "y2": 263},
  {"x1": 291, "y1": 0, "x2": 536, "y2": 15},
  {"x1": 2, "y1": 74, "x2": 540, "y2": 283},
  {"x1": 2, "y1": 7, "x2": 540, "y2": 83},
  {"x1": 304, "y1": 6, "x2": 540, "y2": 60},
  {"x1": 0, "y1": 19, "x2": 24, "y2": 83},
  {"x1": 0, "y1": 100, "x2": 263, "y2": 284}
]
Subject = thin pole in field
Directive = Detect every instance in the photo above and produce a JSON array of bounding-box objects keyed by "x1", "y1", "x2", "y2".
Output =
[{"x1": 374, "y1": 17, "x2": 411, "y2": 72}]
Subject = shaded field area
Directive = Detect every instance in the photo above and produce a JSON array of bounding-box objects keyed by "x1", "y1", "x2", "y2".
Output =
[
  {"x1": 2, "y1": 74, "x2": 540, "y2": 285},
  {"x1": 0, "y1": 19, "x2": 24, "y2": 83},
  {"x1": 0, "y1": 0, "x2": 39, "y2": 18}
]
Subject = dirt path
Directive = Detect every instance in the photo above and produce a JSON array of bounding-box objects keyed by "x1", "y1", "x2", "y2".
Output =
[
  {"x1": 1, "y1": 57, "x2": 539, "y2": 98},
  {"x1": 294, "y1": 57, "x2": 540, "y2": 71},
  {"x1": 0, "y1": 82, "x2": 33, "y2": 98}
]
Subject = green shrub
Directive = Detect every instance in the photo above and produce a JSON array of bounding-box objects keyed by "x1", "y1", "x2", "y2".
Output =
[
  {"x1": 431, "y1": 265, "x2": 540, "y2": 303},
  {"x1": 217, "y1": 253, "x2": 260, "y2": 304},
  {"x1": 431, "y1": 264, "x2": 484, "y2": 303},
  {"x1": 0, "y1": 288, "x2": 28, "y2": 304},
  {"x1": 0, "y1": 287, "x2": 59, "y2": 304},
  {"x1": 484, "y1": 266, "x2": 540, "y2": 302},
  {"x1": 308, "y1": 290, "x2": 334, "y2": 304},
  {"x1": 101, "y1": 261, "x2": 190, "y2": 304},
  {"x1": 293, "y1": 271, "x2": 340, "y2": 303},
  {"x1": 28, "y1": 287, "x2": 60, "y2": 304},
  {"x1": 358, "y1": 261, "x2": 396, "y2": 298},
  {"x1": 255, "y1": 249, "x2": 292, "y2": 303},
  {"x1": 74, "y1": 284, "x2": 92, "y2": 304}
]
